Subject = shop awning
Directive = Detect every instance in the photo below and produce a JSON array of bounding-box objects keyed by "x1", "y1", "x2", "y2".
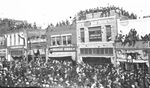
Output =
[{"x1": 48, "y1": 52, "x2": 76, "y2": 61}]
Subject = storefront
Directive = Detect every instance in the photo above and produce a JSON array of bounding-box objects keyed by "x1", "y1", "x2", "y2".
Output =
[
  {"x1": 76, "y1": 13, "x2": 118, "y2": 65},
  {"x1": 8, "y1": 46, "x2": 25, "y2": 61},
  {"x1": 27, "y1": 29, "x2": 47, "y2": 62},
  {"x1": 28, "y1": 40, "x2": 47, "y2": 62},
  {"x1": 48, "y1": 46, "x2": 76, "y2": 61},
  {"x1": 115, "y1": 41, "x2": 150, "y2": 73},
  {"x1": 46, "y1": 23, "x2": 77, "y2": 62},
  {"x1": 79, "y1": 47, "x2": 114, "y2": 64}
]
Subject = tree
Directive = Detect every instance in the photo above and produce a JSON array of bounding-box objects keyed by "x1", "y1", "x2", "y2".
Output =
[
  {"x1": 59, "y1": 22, "x2": 62, "y2": 26},
  {"x1": 66, "y1": 19, "x2": 70, "y2": 25},
  {"x1": 56, "y1": 23, "x2": 59, "y2": 27},
  {"x1": 33, "y1": 22, "x2": 37, "y2": 29},
  {"x1": 62, "y1": 20, "x2": 66, "y2": 26}
]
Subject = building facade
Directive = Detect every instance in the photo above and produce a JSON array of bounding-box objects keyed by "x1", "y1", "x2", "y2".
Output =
[
  {"x1": 116, "y1": 18, "x2": 150, "y2": 72},
  {"x1": 0, "y1": 35, "x2": 7, "y2": 61},
  {"x1": 47, "y1": 23, "x2": 77, "y2": 61},
  {"x1": 0, "y1": 20, "x2": 28, "y2": 61},
  {"x1": 117, "y1": 18, "x2": 150, "y2": 36},
  {"x1": 115, "y1": 41, "x2": 150, "y2": 73},
  {"x1": 6, "y1": 29, "x2": 27, "y2": 61},
  {"x1": 27, "y1": 29, "x2": 47, "y2": 62},
  {"x1": 76, "y1": 12, "x2": 118, "y2": 64}
]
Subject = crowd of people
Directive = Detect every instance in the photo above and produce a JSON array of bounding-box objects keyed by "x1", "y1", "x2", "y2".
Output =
[
  {"x1": 77, "y1": 5, "x2": 137, "y2": 20},
  {"x1": 0, "y1": 56, "x2": 150, "y2": 88},
  {"x1": 0, "y1": 18, "x2": 39, "y2": 31},
  {"x1": 115, "y1": 29, "x2": 150, "y2": 46}
]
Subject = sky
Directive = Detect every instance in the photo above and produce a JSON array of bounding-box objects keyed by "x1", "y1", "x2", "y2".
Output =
[{"x1": 0, "y1": 0, "x2": 149, "y2": 29}]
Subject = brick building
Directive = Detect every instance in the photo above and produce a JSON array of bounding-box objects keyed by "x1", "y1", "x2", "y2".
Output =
[
  {"x1": 76, "y1": 11, "x2": 119, "y2": 64},
  {"x1": 116, "y1": 18, "x2": 150, "y2": 72},
  {"x1": 46, "y1": 23, "x2": 77, "y2": 61},
  {"x1": 27, "y1": 28, "x2": 47, "y2": 62}
]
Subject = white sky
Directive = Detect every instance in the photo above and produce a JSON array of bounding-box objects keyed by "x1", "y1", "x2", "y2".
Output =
[{"x1": 0, "y1": 0, "x2": 149, "y2": 28}]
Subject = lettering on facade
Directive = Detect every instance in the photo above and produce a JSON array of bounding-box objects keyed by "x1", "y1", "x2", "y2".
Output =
[
  {"x1": 50, "y1": 47, "x2": 76, "y2": 52},
  {"x1": 10, "y1": 49, "x2": 24, "y2": 56},
  {"x1": 0, "y1": 49, "x2": 6, "y2": 56},
  {"x1": 30, "y1": 39, "x2": 46, "y2": 43},
  {"x1": 119, "y1": 20, "x2": 129, "y2": 26},
  {"x1": 10, "y1": 46, "x2": 24, "y2": 49},
  {"x1": 0, "y1": 49, "x2": 6, "y2": 53},
  {"x1": 29, "y1": 42, "x2": 46, "y2": 49},
  {"x1": 116, "y1": 50, "x2": 148, "y2": 60}
]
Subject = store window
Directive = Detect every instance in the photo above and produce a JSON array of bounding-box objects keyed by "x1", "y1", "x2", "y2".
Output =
[
  {"x1": 62, "y1": 36, "x2": 67, "y2": 45},
  {"x1": 80, "y1": 48, "x2": 85, "y2": 54},
  {"x1": 0, "y1": 36, "x2": 5, "y2": 46},
  {"x1": 14, "y1": 34, "x2": 16, "y2": 45},
  {"x1": 89, "y1": 26, "x2": 102, "y2": 42},
  {"x1": 105, "y1": 48, "x2": 109, "y2": 54},
  {"x1": 51, "y1": 37, "x2": 55, "y2": 46},
  {"x1": 56, "y1": 36, "x2": 61, "y2": 45},
  {"x1": 85, "y1": 48, "x2": 89, "y2": 54},
  {"x1": 89, "y1": 48, "x2": 92, "y2": 54},
  {"x1": 100, "y1": 48, "x2": 105, "y2": 54},
  {"x1": 108, "y1": 48, "x2": 113, "y2": 54},
  {"x1": 80, "y1": 48, "x2": 113, "y2": 56},
  {"x1": 67, "y1": 35, "x2": 72, "y2": 44},
  {"x1": 10, "y1": 35, "x2": 12, "y2": 46},
  {"x1": 93, "y1": 48, "x2": 97, "y2": 54},
  {"x1": 106, "y1": 25, "x2": 111, "y2": 41},
  {"x1": 80, "y1": 28, "x2": 85, "y2": 42}
]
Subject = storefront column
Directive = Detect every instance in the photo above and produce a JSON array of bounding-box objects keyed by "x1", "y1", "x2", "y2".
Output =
[{"x1": 148, "y1": 50, "x2": 150, "y2": 74}]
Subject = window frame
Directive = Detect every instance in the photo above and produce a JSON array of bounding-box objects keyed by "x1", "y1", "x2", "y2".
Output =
[
  {"x1": 80, "y1": 28, "x2": 85, "y2": 43},
  {"x1": 88, "y1": 26, "x2": 102, "y2": 42},
  {"x1": 105, "y1": 25, "x2": 112, "y2": 41}
]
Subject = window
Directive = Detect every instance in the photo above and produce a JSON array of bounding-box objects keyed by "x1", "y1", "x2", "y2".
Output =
[
  {"x1": 14, "y1": 34, "x2": 16, "y2": 45},
  {"x1": 105, "y1": 48, "x2": 109, "y2": 54},
  {"x1": 80, "y1": 48, "x2": 113, "y2": 56},
  {"x1": 56, "y1": 36, "x2": 61, "y2": 45},
  {"x1": 97, "y1": 48, "x2": 100, "y2": 54},
  {"x1": 80, "y1": 28, "x2": 85, "y2": 42},
  {"x1": 10, "y1": 35, "x2": 12, "y2": 46},
  {"x1": 89, "y1": 26, "x2": 102, "y2": 42},
  {"x1": 85, "y1": 48, "x2": 89, "y2": 54},
  {"x1": 62, "y1": 36, "x2": 67, "y2": 45},
  {"x1": 51, "y1": 37, "x2": 55, "y2": 45},
  {"x1": 18, "y1": 34, "x2": 20, "y2": 45},
  {"x1": 100, "y1": 48, "x2": 104, "y2": 54},
  {"x1": 106, "y1": 25, "x2": 111, "y2": 41},
  {"x1": 109, "y1": 48, "x2": 113, "y2": 54},
  {"x1": 0, "y1": 36, "x2": 5, "y2": 46},
  {"x1": 89, "y1": 48, "x2": 92, "y2": 54},
  {"x1": 93, "y1": 48, "x2": 97, "y2": 54},
  {"x1": 80, "y1": 48, "x2": 85, "y2": 54},
  {"x1": 67, "y1": 35, "x2": 72, "y2": 44},
  {"x1": 0, "y1": 37, "x2": 2, "y2": 46}
]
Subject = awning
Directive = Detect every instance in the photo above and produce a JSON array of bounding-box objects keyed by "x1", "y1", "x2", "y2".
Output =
[{"x1": 48, "y1": 52, "x2": 76, "y2": 61}]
